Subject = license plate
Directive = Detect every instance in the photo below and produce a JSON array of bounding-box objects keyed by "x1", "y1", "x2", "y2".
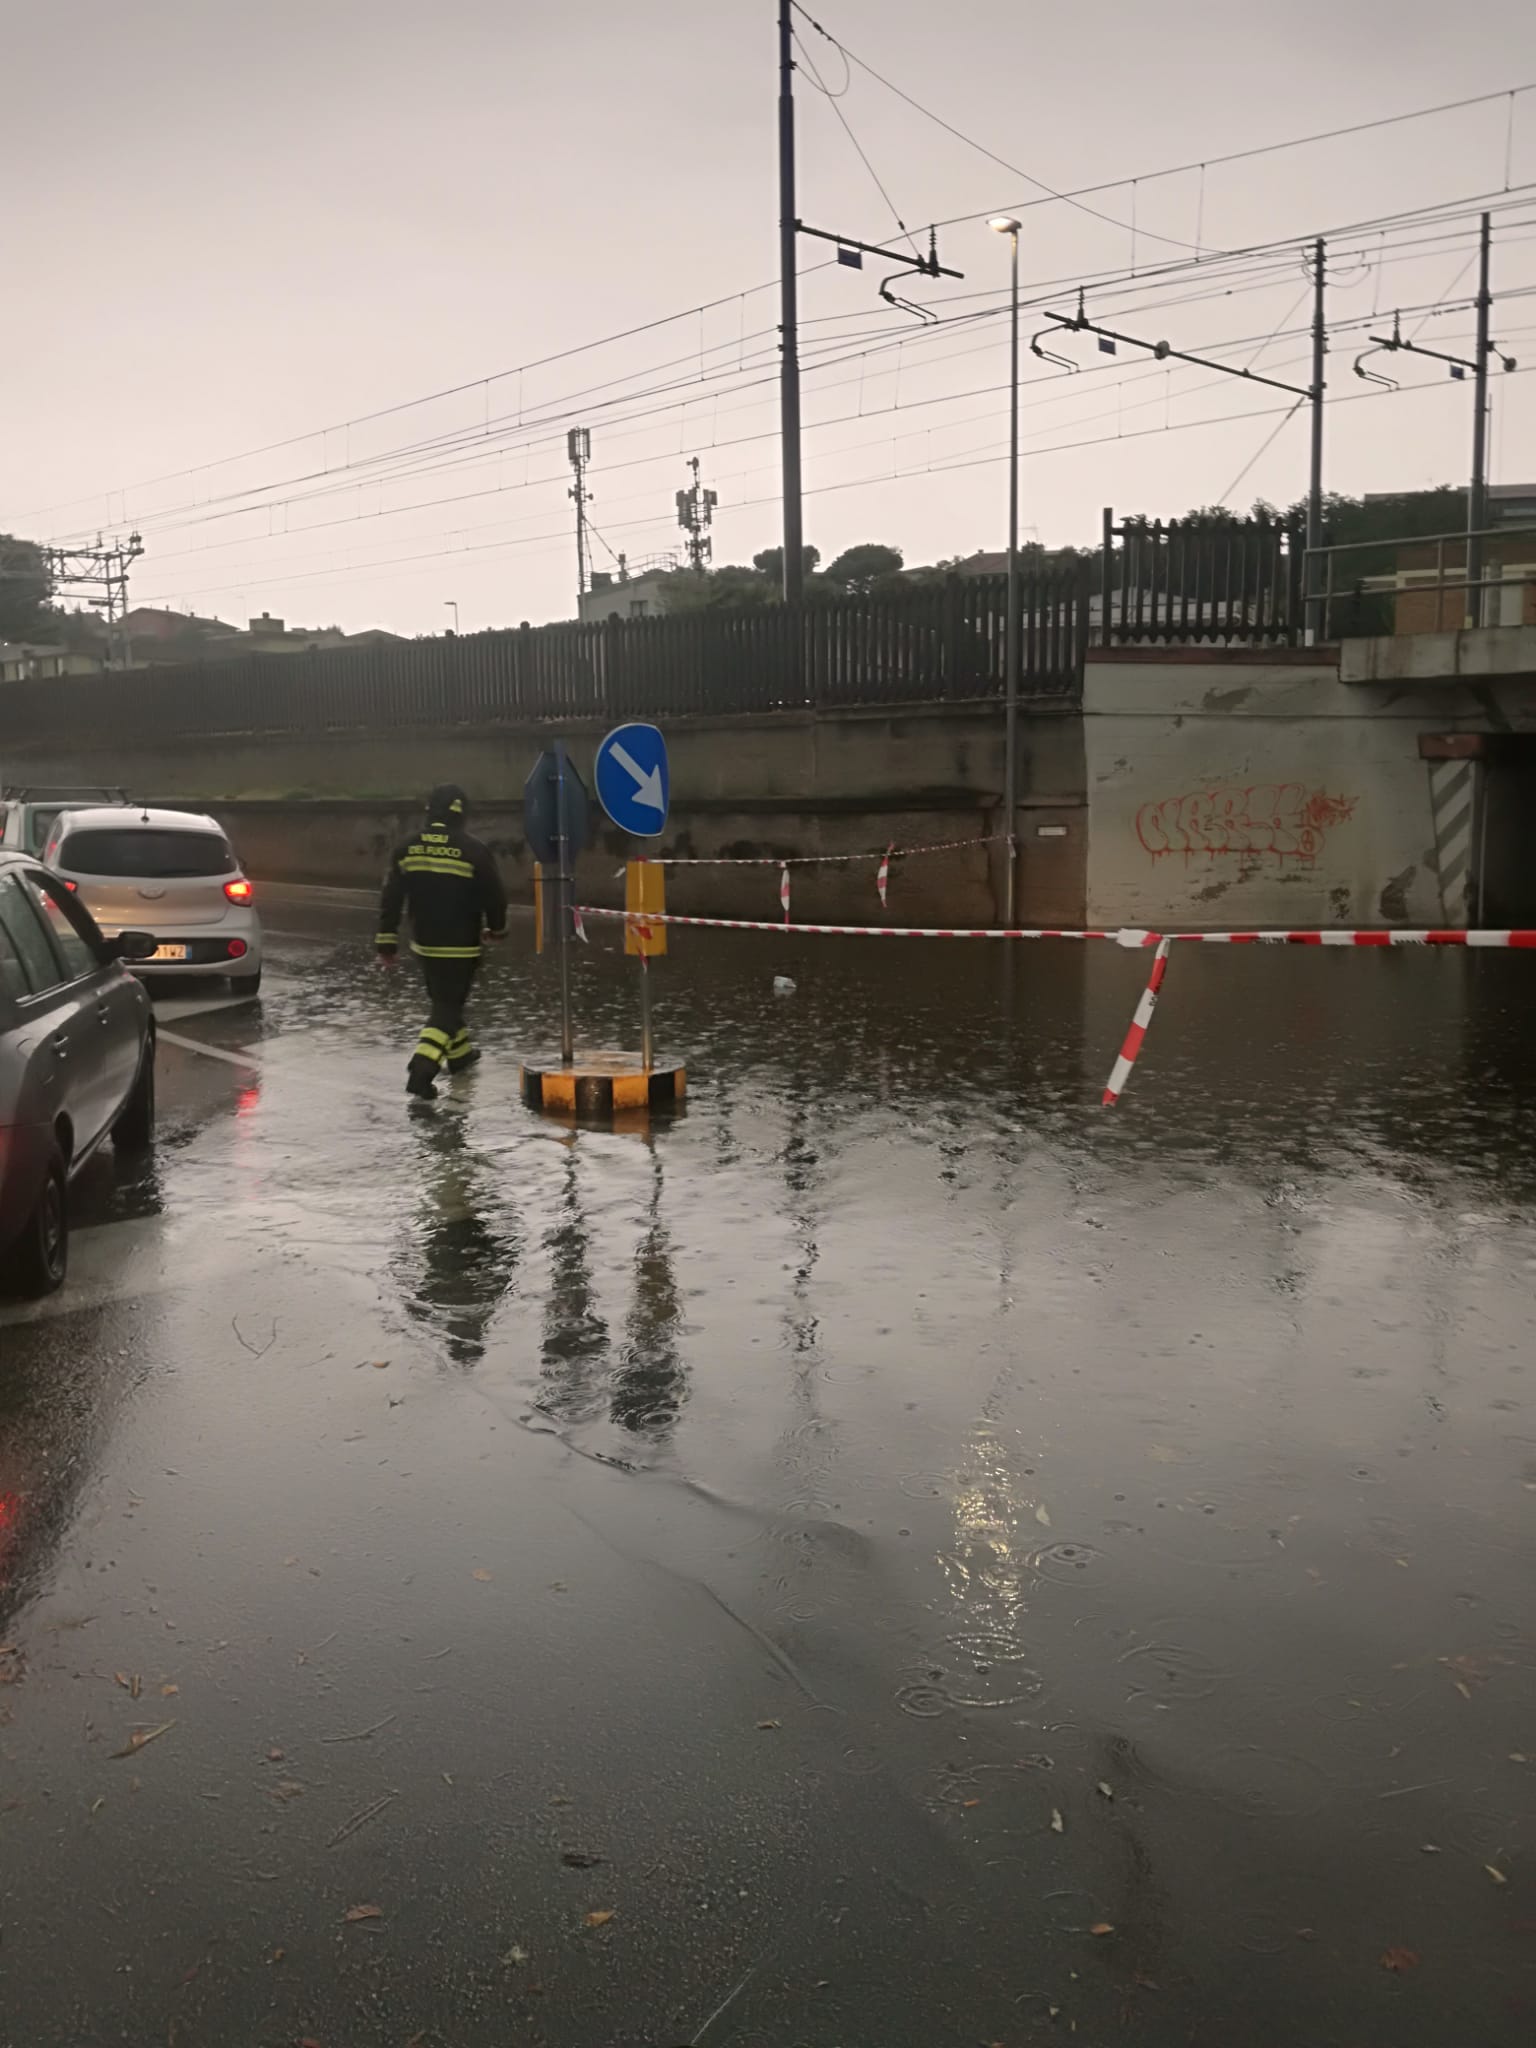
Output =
[{"x1": 151, "y1": 944, "x2": 188, "y2": 962}]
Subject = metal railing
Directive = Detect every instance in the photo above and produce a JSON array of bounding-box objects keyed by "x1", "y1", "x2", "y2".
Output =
[
  {"x1": 1302, "y1": 522, "x2": 1536, "y2": 639},
  {"x1": 0, "y1": 569, "x2": 1090, "y2": 746},
  {"x1": 1100, "y1": 508, "x2": 1305, "y2": 645}
]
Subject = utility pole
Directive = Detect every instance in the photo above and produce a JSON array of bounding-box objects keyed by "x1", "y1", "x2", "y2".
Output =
[
  {"x1": 568, "y1": 427, "x2": 593, "y2": 604},
  {"x1": 1468, "y1": 210, "x2": 1492, "y2": 626},
  {"x1": 676, "y1": 456, "x2": 718, "y2": 573},
  {"x1": 42, "y1": 532, "x2": 145, "y2": 672},
  {"x1": 778, "y1": 0, "x2": 803, "y2": 604},
  {"x1": 1306, "y1": 237, "x2": 1327, "y2": 641},
  {"x1": 1354, "y1": 218, "x2": 1515, "y2": 631},
  {"x1": 775, "y1": 3, "x2": 960, "y2": 608}
]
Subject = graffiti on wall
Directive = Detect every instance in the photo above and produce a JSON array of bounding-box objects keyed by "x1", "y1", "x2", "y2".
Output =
[{"x1": 1135, "y1": 784, "x2": 1358, "y2": 866}]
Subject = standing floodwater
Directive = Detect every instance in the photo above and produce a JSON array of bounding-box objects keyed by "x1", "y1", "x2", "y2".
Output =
[{"x1": 2, "y1": 900, "x2": 1533, "y2": 2047}]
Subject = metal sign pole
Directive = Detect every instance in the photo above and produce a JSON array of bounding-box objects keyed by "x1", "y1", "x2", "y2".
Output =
[
  {"x1": 554, "y1": 740, "x2": 574, "y2": 1067},
  {"x1": 639, "y1": 951, "x2": 654, "y2": 1072}
]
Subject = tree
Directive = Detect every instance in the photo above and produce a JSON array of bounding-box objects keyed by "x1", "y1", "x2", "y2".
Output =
[
  {"x1": 750, "y1": 544, "x2": 821, "y2": 586},
  {"x1": 0, "y1": 535, "x2": 58, "y2": 642},
  {"x1": 823, "y1": 543, "x2": 904, "y2": 595},
  {"x1": 656, "y1": 563, "x2": 782, "y2": 615}
]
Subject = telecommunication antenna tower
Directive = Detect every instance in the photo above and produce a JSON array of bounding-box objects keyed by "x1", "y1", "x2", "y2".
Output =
[{"x1": 675, "y1": 457, "x2": 718, "y2": 573}]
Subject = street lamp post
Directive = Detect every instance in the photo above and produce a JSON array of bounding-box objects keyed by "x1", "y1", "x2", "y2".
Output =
[
  {"x1": 445, "y1": 600, "x2": 460, "y2": 635},
  {"x1": 990, "y1": 217, "x2": 1023, "y2": 924}
]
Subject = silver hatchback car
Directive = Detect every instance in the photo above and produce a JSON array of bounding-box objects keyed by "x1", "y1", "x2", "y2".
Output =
[{"x1": 45, "y1": 806, "x2": 263, "y2": 994}]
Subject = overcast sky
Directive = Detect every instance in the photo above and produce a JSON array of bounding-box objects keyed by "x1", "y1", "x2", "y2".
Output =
[{"x1": 3, "y1": 0, "x2": 1533, "y2": 633}]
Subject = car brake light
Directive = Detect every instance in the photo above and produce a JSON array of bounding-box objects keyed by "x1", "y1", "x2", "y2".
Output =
[{"x1": 224, "y1": 879, "x2": 253, "y2": 903}]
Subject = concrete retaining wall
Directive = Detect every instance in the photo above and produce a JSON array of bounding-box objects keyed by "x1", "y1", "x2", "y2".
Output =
[
  {"x1": 2, "y1": 701, "x2": 1086, "y2": 927},
  {"x1": 1082, "y1": 649, "x2": 1536, "y2": 929}
]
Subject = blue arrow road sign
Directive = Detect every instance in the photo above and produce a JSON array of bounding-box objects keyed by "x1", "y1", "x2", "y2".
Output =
[{"x1": 594, "y1": 722, "x2": 670, "y2": 837}]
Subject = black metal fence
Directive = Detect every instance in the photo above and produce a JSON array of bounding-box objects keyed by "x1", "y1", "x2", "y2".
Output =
[
  {"x1": 1100, "y1": 509, "x2": 1305, "y2": 645},
  {"x1": 0, "y1": 570, "x2": 1088, "y2": 746}
]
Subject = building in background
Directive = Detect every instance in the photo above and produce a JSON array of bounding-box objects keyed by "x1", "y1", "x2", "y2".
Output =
[
  {"x1": 578, "y1": 556, "x2": 678, "y2": 624},
  {"x1": 1392, "y1": 484, "x2": 1536, "y2": 632}
]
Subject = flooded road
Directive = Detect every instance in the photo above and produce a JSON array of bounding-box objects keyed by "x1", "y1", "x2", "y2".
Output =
[{"x1": 3, "y1": 888, "x2": 1534, "y2": 2047}]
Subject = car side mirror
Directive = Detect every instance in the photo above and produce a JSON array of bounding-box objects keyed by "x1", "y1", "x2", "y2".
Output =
[{"x1": 112, "y1": 929, "x2": 158, "y2": 962}]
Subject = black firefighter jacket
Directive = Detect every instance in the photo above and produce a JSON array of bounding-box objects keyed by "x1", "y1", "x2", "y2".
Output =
[{"x1": 376, "y1": 818, "x2": 508, "y2": 961}]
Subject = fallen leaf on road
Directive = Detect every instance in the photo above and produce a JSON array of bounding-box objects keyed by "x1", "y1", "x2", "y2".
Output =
[
  {"x1": 270, "y1": 1780, "x2": 305, "y2": 1802},
  {"x1": 504, "y1": 1944, "x2": 530, "y2": 1967},
  {"x1": 110, "y1": 1720, "x2": 175, "y2": 1759},
  {"x1": 1512, "y1": 1753, "x2": 1529, "y2": 1764},
  {"x1": 343, "y1": 1904, "x2": 383, "y2": 1923},
  {"x1": 963, "y1": 1798, "x2": 981, "y2": 1808},
  {"x1": 370, "y1": 1359, "x2": 391, "y2": 1370},
  {"x1": 1050, "y1": 1809, "x2": 1065, "y2": 1833},
  {"x1": 1097, "y1": 1782, "x2": 1115, "y2": 1801},
  {"x1": 299, "y1": 2038, "x2": 323, "y2": 2047},
  {"x1": 1380, "y1": 1946, "x2": 1419, "y2": 1973},
  {"x1": 161, "y1": 1684, "x2": 179, "y2": 1697},
  {"x1": 756, "y1": 1719, "x2": 781, "y2": 1730},
  {"x1": 561, "y1": 1851, "x2": 603, "y2": 1869},
  {"x1": 472, "y1": 1569, "x2": 493, "y2": 1582},
  {"x1": 584, "y1": 1910, "x2": 615, "y2": 1928},
  {"x1": 1486, "y1": 1864, "x2": 1509, "y2": 1886},
  {"x1": 1454, "y1": 1681, "x2": 1473, "y2": 1701},
  {"x1": 267, "y1": 1748, "x2": 285, "y2": 1762},
  {"x1": 1090, "y1": 1922, "x2": 1114, "y2": 1937},
  {"x1": 1421, "y1": 1844, "x2": 1442, "y2": 1854},
  {"x1": 113, "y1": 1671, "x2": 132, "y2": 1693},
  {"x1": 1035, "y1": 1504, "x2": 1052, "y2": 1526}
]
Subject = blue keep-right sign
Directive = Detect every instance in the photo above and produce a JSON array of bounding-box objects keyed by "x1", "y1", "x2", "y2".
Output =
[{"x1": 595, "y1": 722, "x2": 670, "y2": 837}]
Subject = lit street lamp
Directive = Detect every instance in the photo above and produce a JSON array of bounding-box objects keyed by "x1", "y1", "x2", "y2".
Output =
[{"x1": 989, "y1": 216, "x2": 1023, "y2": 923}]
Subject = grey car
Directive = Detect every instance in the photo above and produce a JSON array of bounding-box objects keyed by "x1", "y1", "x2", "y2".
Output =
[
  {"x1": 0, "y1": 786, "x2": 129, "y2": 857},
  {"x1": 0, "y1": 851, "x2": 158, "y2": 1297}
]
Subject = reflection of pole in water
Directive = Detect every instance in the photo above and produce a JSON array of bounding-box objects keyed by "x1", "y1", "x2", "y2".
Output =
[
  {"x1": 395, "y1": 1114, "x2": 520, "y2": 1367},
  {"x1": 778, "y1": 1093, "x2": 821, "y2": 1358},
  {"x1": 539, "y1": 1151, "x2": 610, "y2": 1423},
  {"x1": 611, "y1": 1141, "x2": 687, "y2": 1440}
]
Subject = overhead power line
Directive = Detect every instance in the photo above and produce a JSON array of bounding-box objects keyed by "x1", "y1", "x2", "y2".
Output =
[{"x1": 791, "y1": 0, "x2": 1209, "y2": 254}]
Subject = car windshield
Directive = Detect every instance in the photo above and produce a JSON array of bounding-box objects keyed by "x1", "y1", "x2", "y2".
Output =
[{"x1": 60, "y1": 828, "x2": 235, "y2": 878}]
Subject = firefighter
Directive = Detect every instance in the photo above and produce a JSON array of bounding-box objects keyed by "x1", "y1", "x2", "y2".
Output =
[{"x1": 377, "y1": 784, "x2": 508, "y2": 1100}]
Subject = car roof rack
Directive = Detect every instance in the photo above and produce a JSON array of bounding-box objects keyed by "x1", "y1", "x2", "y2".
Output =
[{"x1": 1, "y1": 786, "x2": 131, "y2": 802}]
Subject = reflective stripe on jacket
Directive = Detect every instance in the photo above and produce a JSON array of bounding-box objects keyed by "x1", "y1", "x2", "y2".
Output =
[{"x1": 376, "y1": 816, "x2": 508, "y2": 959}]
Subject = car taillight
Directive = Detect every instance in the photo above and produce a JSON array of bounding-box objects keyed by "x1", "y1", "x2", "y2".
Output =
[
  {"x1": 224, "y1": 879, "x2": 253, "y2": 903},
  {"x1": 63, "y1": 879, "x2": 77, "y2": 892},
  {"x1": 226, "y1": 938, "x2": 248, "y2": 959}
]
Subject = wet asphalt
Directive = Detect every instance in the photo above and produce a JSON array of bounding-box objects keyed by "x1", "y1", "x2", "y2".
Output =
[{"x1": 1, "y1": 887, "x2": 1534, "y2": 2048}]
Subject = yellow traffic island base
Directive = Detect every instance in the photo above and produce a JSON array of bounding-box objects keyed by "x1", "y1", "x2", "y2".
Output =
[{"x1": 520, "y1": 1050, "x2": 686, "y2": 1121}]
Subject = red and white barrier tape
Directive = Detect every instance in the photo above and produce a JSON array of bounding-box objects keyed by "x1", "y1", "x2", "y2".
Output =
[
  {"x1": 635, "y1": 832, "x2": 1001, "y2": 868},
  {"x1": 578, "y1": 907, "x2": 1536, "y2": 949},
  {"x1": 577, "y1": 907, "x2": 1110, "y2": 940},
  {"x1": 1169, "y1": 928, "x2": 1536, "y2": 948},
  {"x1": 1102, "y1": 937, "x2": 1172, "y2": 1106},
  {"x1": 570, "y1": 910, "x2": 1536, "y2": 1108},
  {"x1": 876, "y1": 842, "x2": 894, "y2": 909}
]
